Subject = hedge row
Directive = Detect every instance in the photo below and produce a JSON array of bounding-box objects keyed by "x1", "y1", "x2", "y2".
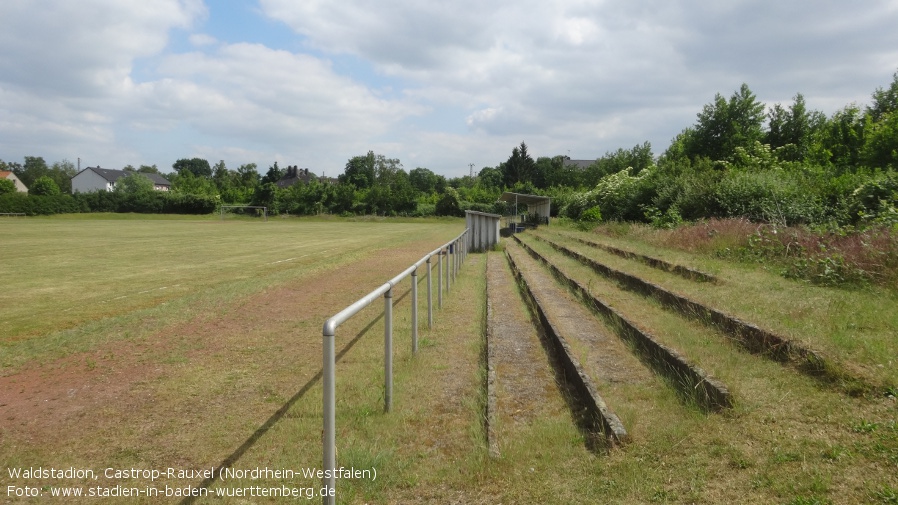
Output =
[{"x1": 0, "y1": 191, "x2": 217, "y2": 216}]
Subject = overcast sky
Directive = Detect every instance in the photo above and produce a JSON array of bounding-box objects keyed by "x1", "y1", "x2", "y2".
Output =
[{"x1": 1, "y1": 1, "x2": 897, "y2": 179}]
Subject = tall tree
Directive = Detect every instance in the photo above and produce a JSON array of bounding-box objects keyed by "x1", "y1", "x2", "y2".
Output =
[
  {"x1": 478, "y1": 166, "x2": 504, "y2": 189},
  {"x1": 172, "y1": 158, "x2": 212, "y2": 178},
  {"x1": 409, "y1": 167, "x2": 439, "y2": 194},
  {"x1": 502, "y1": 141, "x2": 535, "y2": 187},
  {"x1": 685, "y1": 84, "x2": 765, "y2": 162},
  {"x1": 261, "y1": 161, "x2": 285, "y2": 185},
  {"x1": 868, "y1": 69, "x2": 898, "y2": 123},
  {"x1": 19, "y1": 156, "x2": 50, "y2": 188},
  {"x1": 338, "y1": 151, "x2": 376, "y2": 189},
  {"x1": 766, "y1": 94, "x2": 825, "y2": 162}
]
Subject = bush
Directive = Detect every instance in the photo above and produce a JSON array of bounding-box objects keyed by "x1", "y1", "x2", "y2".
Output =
[
  {"x1": 0, "y1": 178, "x2": 16, "y2": 195},
  {"x1": 714, "y1": 171, "x2": 826, "y2": 226},
  {"x1": 435, "y1": 188, "x2": 463, "y2": 217},
  {"x1": 30, "y1": 176, "x2": 61, "y2": 196},
  {"x1": 0, "y1": 192, "x2": 81, "y2": 215},
  {"x1": 577, "y1": 206, "x2": 603, "y2": 230}
]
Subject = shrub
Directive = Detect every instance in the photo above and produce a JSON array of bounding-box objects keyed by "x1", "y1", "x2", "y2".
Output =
[
  {"x1": 577, "y1": 206, "x2": 603, "y2": 230},
  {"x1": 435, "y1": 188, "x2": 463, "y2": 217},
  {"x1": 30, "y1": 176, "x2": 61, "y2": 196},
  {"x1": 0, "y1": 178, "x2": 16, "y2": 195}
]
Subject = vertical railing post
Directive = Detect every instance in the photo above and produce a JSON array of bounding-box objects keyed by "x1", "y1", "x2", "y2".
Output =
[
  {"x1": 452, "y1": 240, "x2": 457, "y2": 282},
  {"x1": 322, "y1": 331, "x2": 336, "y2": 505},
  {"x1": 426, "y1": 257, "x2": 433, "y2": 329},
  {"x1": 446, "y1": 245, "x2": 452, "y2": 293},
  {"x1": 438, "y1": 250, "x2": 443, "y2": 308},
  {"x1": 384, "y1": 288, "x2": 393, "y2": 413},
  {"x1": 411, "y1": 268, "x2": 418, "y2": 354}
]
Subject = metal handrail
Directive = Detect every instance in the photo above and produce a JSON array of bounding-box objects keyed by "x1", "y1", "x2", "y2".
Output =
[{"x1": 320, "y1": 228, "x2": 469, "y2": 504}]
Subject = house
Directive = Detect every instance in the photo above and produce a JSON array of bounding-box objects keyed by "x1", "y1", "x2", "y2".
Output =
[
  {"x1": 276, "y1": 166, "x2": 316, "y2": 188},
  {"x1": 0, "y1": 170, "x2": 28, "y2": 193},
  {"x1": 71, "y1": 166, "x2": 171, "y2": 193}
]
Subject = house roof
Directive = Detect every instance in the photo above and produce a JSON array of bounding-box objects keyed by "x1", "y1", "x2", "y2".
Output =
[
  {"x1": 276, "y1": 166, "x2": 315, "y2": 188},
  {"x1": 498, "y1": 192, "x2": 552, "y2": 206},
  {"x1": 75, "y1": 166, "x2": 171, "y2": 186},
  {"x1": 0, "y1": 170, "x2": 16, "y2": 179}
]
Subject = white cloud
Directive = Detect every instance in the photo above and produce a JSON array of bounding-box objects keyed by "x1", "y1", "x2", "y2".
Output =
[
  {"x1": 2, "y1": 0, "x2": 898, "y2": 177},
  {"x1": 189, "y1": 33, "x2": 219, "y2": 47}
]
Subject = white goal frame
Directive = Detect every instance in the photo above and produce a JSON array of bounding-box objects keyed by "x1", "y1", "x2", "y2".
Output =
[{"x1": 219, "y1": 205, "x2": 268, "y2": 222}]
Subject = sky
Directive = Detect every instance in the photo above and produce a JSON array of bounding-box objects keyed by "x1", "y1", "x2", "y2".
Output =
[{"x1": 1, "y1": 1, "x2": 897, "y2": 179}]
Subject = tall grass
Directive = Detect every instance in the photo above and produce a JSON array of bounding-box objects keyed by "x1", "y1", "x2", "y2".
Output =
[{"x1": 598, "y1": 218, "x2": 898, "y2": 288}]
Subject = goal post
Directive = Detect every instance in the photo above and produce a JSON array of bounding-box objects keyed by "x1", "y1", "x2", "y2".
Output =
[{"x1": 219, "y1": 205, "x2": 268, "y2": 222}]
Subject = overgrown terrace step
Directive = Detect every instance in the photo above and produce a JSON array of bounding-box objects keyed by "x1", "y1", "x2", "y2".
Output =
[
  {"x1": 511, "y1": 236, "x2": 733, "y2": 411},
  {"x1": 503, "y1": 243, "x2": 630, "y2": 447},
  {"x1": 485, "y1": 252, "x2": 572, "y2": 457},
  {"x1": 535, "y1": 229, "x2": 717, "y2": 283},
  {"x1": 520, "y1": 234, "x2": 870, "y2": 395}
]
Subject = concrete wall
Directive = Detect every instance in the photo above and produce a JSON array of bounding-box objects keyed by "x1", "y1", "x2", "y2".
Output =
[{"x1": 465, "y1": 210, "x2": 501, "y2": 252}]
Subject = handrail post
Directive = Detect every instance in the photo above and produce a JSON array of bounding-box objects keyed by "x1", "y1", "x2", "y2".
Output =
[
  {"x1": 446, "y1": 245, "x2": 452, "y2": 293},
  {"x1": 384, "y1": 288, "x2": 393, "y2": 413},
  {"x1": 438, "y1": 250, "x2": 443, "y2": 308},
  {"x1": 426, "y1": 257, "x2": 433, "y2": 329},
  {"x1": 453, "y1": 239, "x2": 458, "y2": 281},
  {"x1": 411, "y1": 268, "x2": 418, "y2": 354},
  {"x1": 322, "y1": 331, "x2": 336, "y2": 505}
]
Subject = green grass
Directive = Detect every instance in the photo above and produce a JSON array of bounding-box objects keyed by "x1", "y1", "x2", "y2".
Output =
[
  {"x1": 0, "y1": 214, "x2": 462, "y2": 371},
  {"x1": 3, "y1": 215, "x2": 896, "y2": 504},
  {"x1": 533, "y1": 224, "x2": 898, "y2": 391}
]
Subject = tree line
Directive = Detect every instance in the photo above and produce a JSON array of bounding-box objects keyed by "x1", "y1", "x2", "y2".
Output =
[{"x1": 2, "y1": 70, "x2": 896, "y2": 224}]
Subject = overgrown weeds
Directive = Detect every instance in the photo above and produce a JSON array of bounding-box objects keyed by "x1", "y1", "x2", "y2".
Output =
[{"x1": 600, "y1": 218, "x2": 898, "y2": 288}]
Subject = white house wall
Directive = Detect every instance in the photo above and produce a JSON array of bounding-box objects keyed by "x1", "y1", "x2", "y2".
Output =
[{"x1": 71, "y1": 170, "x2": 112, "y2": 193}]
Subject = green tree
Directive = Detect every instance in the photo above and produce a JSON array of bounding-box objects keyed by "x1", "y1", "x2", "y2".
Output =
[
  {"x1": 862, "y1": 110, "x2": 898, "y2": 168},
  {"x1": 30, "y1": 175, "x2": 61, "y2": 196},
  {"x1": 435, "y1": 187, "x2": 463, "y2": 216},
  {"x1": 19, "y1": 156, "x2": 50, "y2": 188},
  {"x1": 261, "y1": 161, "x2": 284, "y2": 185},
  {"x1": 339, "y1": 152, "x2": 376, "y2": 189},
  {"x1": 584, "y1": 142, "x2": 654, "y2": 186},
  {"x1": 172, "y1": 158, "x2": 212, "y2": 178},
  {"x1": 236, "y1": 163, "x2": 260, "y2": 188},
  {"x1": 0, "y1": 178, "x2": 16, "y2": 195},
  {"x1": 868, "y1": 69, "x2": 898, "y2": 122},
  {"x1": 171, "y1": 170, "x2": 218, "y2": 196},
  {"x1": 765, "y1": 94, "x2": 825, "y2": 162},
  {"x1": 478, "y1": 166, "x2": 504, "y2": 189},
  {"x1": 138, "y1": 164, "x2": 160, "y2": 173},
  {"x1": 501, "y1": 141, "x2": 536, "y2": 187},
  {"x1": 684, "y1": 84, "x2": 766, "y2": 162},
  {"x1": 817, "y1": 104, "x2": 866, "y2": 170},
  {"x1": 115, "y1": 172, "x2": 155, "y2": 195},
  {"x1": 49, "y1": 159, "x2": 77, "y2": 193},
  {"x1": 409, "y1": 167, "x2": 439, "y2": 194}
]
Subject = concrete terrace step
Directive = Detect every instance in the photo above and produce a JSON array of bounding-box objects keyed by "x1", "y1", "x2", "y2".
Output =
[{"x1": 484, "y1": 251, "x2": 570, "y2": 457}]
